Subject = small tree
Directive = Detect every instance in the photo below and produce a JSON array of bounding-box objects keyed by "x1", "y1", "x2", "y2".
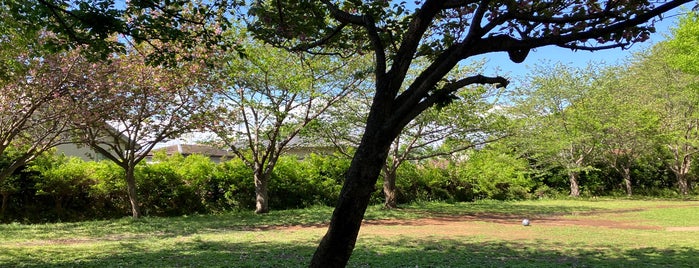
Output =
[
  {"x1": 69, "y1": 48, "x2": 215, "y2": 218},
  {"x1": 209, "y1": 36, "x2": 370, "y2": 214}
]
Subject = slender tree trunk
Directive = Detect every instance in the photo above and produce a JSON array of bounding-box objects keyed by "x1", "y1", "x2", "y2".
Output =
[
  {"x1": 569, "y1": 171, "x2": 580, "y2": 197},
  {"x1": 310, "y1": 129, "x2": 392, "y2": 268},
  {"x1": 622, "y1": 166, "x2": 633, "y2": 196},
  {"x1": 383, "y1": 168, "x2": 398, "y2": 209},
  {"x1": 0, "y1": 164, "x2": 24, "y2": 219},
  {"x1": 671, "y1": 154, "x2": 692, "y2": 195},
  {"x1": 125, "y1": 166, "x2": 141, "y2": 218},
  {"x1": 0, "y1": 191, "x2": 8, "y2": 219},
  {"x1": 678, "y1": 173, "x2": 690, "y2": 195},
  {"x1": 254, "y1": 169, "x2": 270, "y2": 214}
]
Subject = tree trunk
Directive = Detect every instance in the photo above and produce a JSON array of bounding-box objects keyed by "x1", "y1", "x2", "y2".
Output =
[
  {"x1": 55, "y1": 196, "x2": 64, "y2": 217},
  {"x1": 670, "y1": 154, "x2": 692, "y2": 195},
  {"x1": 125, "y1": 166, "x2": 141, "y2": 218},
  {"x1": 569, "y1": 171, "x2": 580, "y2": 197},
  {"x1": 0, "y1": 191, "x2": 8, "y2": 219},
  {"x1": 310, "y1": 130, "x2": 392, "y2": 268},
  {"x1": 383, "y1": 167, "x2": 398, "y2": 209},
  {"x1": 622, "y1": 166, "x2": 633, "y2": 196},
  {"x1": 678, "y1": 174, "x2": 690, "y2": 195},
  {"x1": 254, "y1": 169, "x2": 270, "y2": 214}
]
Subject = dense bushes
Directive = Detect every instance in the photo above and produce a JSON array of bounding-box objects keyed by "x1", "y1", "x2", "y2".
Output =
[
  {"x1": 392, "y1": 146, "x2": 536, "y2": 203},
  {"x1": 5, "y1": 144, "x2": 687, "y2": 223},
  {"x1": 0, "y1": 152, "x2": 355, "y2": 223}
]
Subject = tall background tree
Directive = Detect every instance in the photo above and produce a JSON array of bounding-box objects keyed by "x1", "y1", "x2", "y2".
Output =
[
  {"x1": 592, "y1": 65, "x2": 661, "y2": 196},
  {"x1": 511, "y1": 63, "x2": 606, "y2": 197},
  {"x1": 626, "y1": 45, "x2": 699, "y2": 195},
  {"x1": 666, "y1": 11, "x2": 699, "y2": 74}
]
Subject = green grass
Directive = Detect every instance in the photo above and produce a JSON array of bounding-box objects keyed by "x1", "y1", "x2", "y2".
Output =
[{"x1": 1, "y1": 199, "x2": 698, "y2": 267}]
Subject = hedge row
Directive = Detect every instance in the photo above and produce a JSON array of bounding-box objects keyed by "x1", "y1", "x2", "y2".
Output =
[{"x1": 1, "y1": 149, "x2": 541, "y2": 223}]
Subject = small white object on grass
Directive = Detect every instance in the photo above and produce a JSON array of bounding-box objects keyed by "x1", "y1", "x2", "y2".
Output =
[{"x1": 522, "y1": 219, "x2": 530, "y2": 226}]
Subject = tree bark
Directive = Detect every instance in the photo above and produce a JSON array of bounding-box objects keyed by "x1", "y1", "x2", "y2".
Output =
[
  {"x1": 622, "y1": 166, "x2": 633, "y2": 196},
  {"x1": 125, "y1": 166, "x2": 141, "y2": 218},
  {"x1": 254, "y1": 169, "x2": 270, "y2": 214},
  {"x1": 678, "y1": 174, "x2": 690, "y2": 195},
  {"x1": 310, "y1": 128, "x2": 392, "y2": 268},
  {"x1": 383, "y1": 167, "x2": 398, "y2": 209},
  {"x1": 569, "y1": 171, "x2": 580, "y2": 197},
  {"x1": 0, "y1": 191, "x2": 8, "y2": 219},
  {"x1": 670, "y1": 153, "x2": 692, "y2": 195}
]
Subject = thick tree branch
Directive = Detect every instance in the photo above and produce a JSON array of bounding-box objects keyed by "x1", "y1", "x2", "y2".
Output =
[
  {"x1": 467, "y1": 0, "x2": 690, "y2": 56},
  {"x1": 389, "y1": 74, "x2": 508, "y2": 137},
  {"x1": 385, "y1": 0, "x2": 444, "y2": 98}
]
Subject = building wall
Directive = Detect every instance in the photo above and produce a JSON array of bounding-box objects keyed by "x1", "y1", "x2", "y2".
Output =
[{"x1": 55, "y1": 143, "x2": 109, "y2": 161}]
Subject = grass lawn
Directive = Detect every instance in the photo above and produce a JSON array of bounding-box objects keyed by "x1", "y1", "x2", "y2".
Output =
[{"x1": 1, "y1": 198, "x2": 698, "y2": 267}]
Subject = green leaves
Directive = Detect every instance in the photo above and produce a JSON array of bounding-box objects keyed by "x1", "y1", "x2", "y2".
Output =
[{"x1": 666, "y1": 12, "x2": 699, "y2": 74}]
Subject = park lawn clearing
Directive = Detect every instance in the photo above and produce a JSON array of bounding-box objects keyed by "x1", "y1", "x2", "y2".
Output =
[{"x1": 1, "y1": 199, "x2": 698, "y2": 267}]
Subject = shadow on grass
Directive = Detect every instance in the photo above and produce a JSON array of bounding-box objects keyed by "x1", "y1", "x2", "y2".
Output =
[
  {"x1": 350, "y1": 238, "x2": 699, "y2": 268},
  {"x1": 4, "y1": 238, "x2": 698, "y2": 268}
]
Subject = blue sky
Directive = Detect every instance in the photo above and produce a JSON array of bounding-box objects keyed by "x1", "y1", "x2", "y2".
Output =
[{"x1": 472, "y1": 8, "x2": 692, "y2": 83}]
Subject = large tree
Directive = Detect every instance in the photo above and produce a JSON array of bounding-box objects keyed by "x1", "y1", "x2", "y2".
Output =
[
  {"x1": 208, "y1": 37, "x2": 370, "y2": 214},
  {"x1": 246, "y1": 1, "x2": 690, "y2": 266}
]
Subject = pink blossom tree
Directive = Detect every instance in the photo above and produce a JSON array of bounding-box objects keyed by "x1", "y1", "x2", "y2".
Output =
[
  {"x1": 68, "y1": 46, "x2": 217, "y2": 218},
  {"x1": 0, "y1": 38, "x2": 88, "y2": 216}
]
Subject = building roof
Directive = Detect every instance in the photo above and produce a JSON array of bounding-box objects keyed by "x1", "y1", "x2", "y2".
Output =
[{"x1": 150, "y1": 144, "x2": 234, "y2": 157}]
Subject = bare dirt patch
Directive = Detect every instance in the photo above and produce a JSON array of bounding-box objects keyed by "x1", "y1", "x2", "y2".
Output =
[
  {"x1": 666, "y1": 226, "x2": 699, "y2": 231},
  {"x1": 352, "y1": 212, "x2": 664, "y2": 239}
]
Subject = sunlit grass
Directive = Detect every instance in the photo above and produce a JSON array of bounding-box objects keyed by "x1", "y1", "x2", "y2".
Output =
[{"x1": 1, "y1": 199, "x2": 698, "y2": 267}]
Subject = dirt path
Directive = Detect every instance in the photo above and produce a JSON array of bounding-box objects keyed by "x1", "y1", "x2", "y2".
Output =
[
  {"x1": 311, "y1": 205, "x2": 699, "y2": 238},
  {"x1": 354, "y1": 213, "x2": 663, "y2": 239}
]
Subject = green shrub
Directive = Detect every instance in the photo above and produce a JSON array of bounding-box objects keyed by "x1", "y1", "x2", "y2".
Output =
[
  {"x1": 304, "y1": 153, "x2": 347, "y2": 205},
  {"x1": 85, "y1": 160, "x2": 127, "y2": 218},
  {"x1": 455, "y1": 148, "x2": 534, "y2": 201},
  {"x1": 136, "y1": 161, "x2": 203, "y2": 216},
  {"x1": 270, "y1": 154, "x2": 348, "y2": 209},
  {"x1": 391, "y1": 160, "x2": 474, "y2": 204},
  {"x1": 165, "y1": 154, "x2": 221, "y2": 212},
  {"x1": 216, "y1": 158, "x2": 255, "y2": 210},
  {"x1": 32, "y1": 157, "x2": 94, "y2": 219}
]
